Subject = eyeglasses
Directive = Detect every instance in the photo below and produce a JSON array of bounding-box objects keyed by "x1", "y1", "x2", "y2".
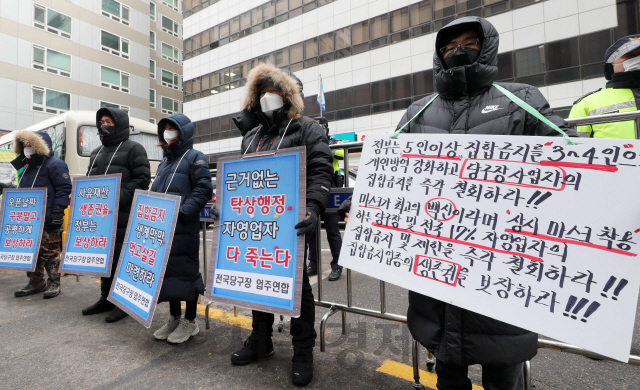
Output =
[
  {"x1": 100, "y1": 120, "x2": 115, "y2": 126},
  {"x1": 440, "y1": 37, "x2": 480, "y2": 57}
]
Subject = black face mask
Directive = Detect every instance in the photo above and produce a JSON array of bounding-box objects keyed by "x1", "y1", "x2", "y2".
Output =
[
  {"x1": 443, "y1": 46, "x2": 480, "y2": 69},
  {"x1": 98, "y1": 125, "x2": 117, "y2": 140}
]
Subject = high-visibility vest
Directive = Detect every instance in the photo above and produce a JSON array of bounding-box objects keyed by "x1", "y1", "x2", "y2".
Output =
[{"x1": 568, "y1": 87, "x2": 639, "y2": 139}]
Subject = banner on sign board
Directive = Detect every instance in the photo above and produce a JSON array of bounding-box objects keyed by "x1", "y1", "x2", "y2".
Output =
[
  {"x1": 341, "y1": 134, "x2": 640, "y2": 362},
  {"x1": 0, "y1": 188, "x2": 47, "y2": 272},
  {"x1": 108, "y1": 190, "x2": 180, "y2": 328},
  {"x1": 60, "y1": 174, "x2": 121, "y2": 277},
  {"x1": 205, "y1": 147, "x2": 306, "y2": 318}
]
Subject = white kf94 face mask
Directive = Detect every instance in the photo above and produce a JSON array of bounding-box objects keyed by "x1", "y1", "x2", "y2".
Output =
[
  {"x1": 24, "y1": 147, "x2": 34, "y2": 159},
  {"x1": 622, "y1": 55, "x2": 640, "y2": 72},
  {"x1": 164, "y1": 130, "x2": 179, "y2": 143},
  {"x1": 260, "y1": 92, "x2": 284, "y2": 117}
]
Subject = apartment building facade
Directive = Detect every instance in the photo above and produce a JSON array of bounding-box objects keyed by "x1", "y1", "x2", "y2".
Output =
[
  {"x1": 0, "y1": 0, "x2": 183, "y2": 131},
  {"x1": 182, "y1": 0, "x2": 639, "y2": 162}
]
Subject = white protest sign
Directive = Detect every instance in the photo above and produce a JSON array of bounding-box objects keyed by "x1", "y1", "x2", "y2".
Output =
[{"x1": 341, "y1": 134, "x2": 640, "y2": 362}]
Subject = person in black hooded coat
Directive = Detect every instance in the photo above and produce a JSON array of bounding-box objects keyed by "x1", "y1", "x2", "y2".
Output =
[
  {"x1": 150, "y1": 113, "x2": 212, "y2": 344},
  {"x1": 395, "y1": 17, "x2": 578, "y2": 390},
  {"x1": 229, "y1": 63, "x2": 333, "y2": 387},
  {"x1": 82, "y1": 108, "x2": 151, "y2": 323},
  {"x1": 10, "y1": 130, "x2": 71, "y2": 299}
]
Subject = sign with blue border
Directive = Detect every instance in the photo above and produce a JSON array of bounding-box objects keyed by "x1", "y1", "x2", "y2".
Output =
[
  {"x1": 205, "y1": 146, "x2": 306, "y2": 317},
  {"x1": 108, "y1": 190, "x2": 180, "y2": 328},
  {"x1": 0, "y1": 188, "x2": 46, "y2": 271},
  {"x1": 60, "y1": 174, "x2": 120, "y2": 277}
]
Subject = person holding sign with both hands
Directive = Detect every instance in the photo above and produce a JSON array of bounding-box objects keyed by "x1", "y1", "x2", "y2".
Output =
[{"x1": 150, "y1": 114, "x2": 213, "y2": 344}]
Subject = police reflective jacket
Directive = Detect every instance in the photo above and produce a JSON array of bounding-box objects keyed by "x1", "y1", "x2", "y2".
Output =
[{"x1": 568, "y1": 70, "x2": 640, "y2": 138}]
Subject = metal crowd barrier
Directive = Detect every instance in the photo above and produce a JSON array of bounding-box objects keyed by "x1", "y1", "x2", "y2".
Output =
[
  {"x1": 199, "y1": 109, "x2": 640, "y2": 389},
  {"x1": 315, "y1": 141, "x2": 432, "y2": 389}
]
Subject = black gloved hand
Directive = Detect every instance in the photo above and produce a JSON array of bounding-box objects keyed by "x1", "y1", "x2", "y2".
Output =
[
  {"x1": 294, "y1": 207, "x2": 319, "y2": 236},
  {"x1": 211, "y1": 207, "x2": 219, "y2": 221},
  {"x1": 50, "y1": 204, "x2": 66, "y2": 230}
]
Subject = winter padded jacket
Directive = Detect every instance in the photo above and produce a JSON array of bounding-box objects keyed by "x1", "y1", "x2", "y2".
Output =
[
  {"x1": 236, "y1": 63, "x2": 333, "y2": 215},
  {"x1": 11, "y1": 130, "x2": 72, "y2": 230},
  {"x1": 151, "y1": 113, "x2": 212, "y2": 302},
  {"x1": 400, "y1": 16, "x2": 578, "y2": 367},
  {"x1": 88, "y1": 108, "x2": 151, "y2": 243}
]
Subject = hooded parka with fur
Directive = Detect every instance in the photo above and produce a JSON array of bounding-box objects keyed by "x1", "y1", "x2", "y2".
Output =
[
  {"x1": 400, "y1": 17, "x2": 578, "y2": 367},
  {"x1": 11, "y1": 130, "x2": 72, "y2": 230},
  {"x1": 237, "y1": 64, "x2": 334, "y2": 216}
]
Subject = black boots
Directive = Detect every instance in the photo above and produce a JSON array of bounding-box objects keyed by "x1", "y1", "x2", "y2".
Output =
[
  {"x1": 105, "y1": 306, "x2": 128, "y2": 323},
  {"x1": 82, "y1": 297, "x2": 114, "y2": 315},
  {"x1": 291, "y1": 346, "x2": 314, "y2": 386},
  {"x1": 230, "y1": 336, "x2": 275, "y2": 365}
]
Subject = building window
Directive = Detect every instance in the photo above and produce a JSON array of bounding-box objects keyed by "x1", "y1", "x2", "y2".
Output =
[
  {"x1": 162, "y1": 0, "x2": 179, "y2": 12},
  {"x1": 161, "y1": 15, "x2": 180, "y2": 38},
  {"x1": 150, "y1": 60, "x2": 156, "y2": 78},
  {"x1": 161, "y1": 69, "x2": 179, "y2": 89},
  {"x1": 32, "y1": 45, "x2": 71, "y2": 78},
  {"x1": 161, "y1": 96, "x2": 179, "y2": 114},
  {"x1": 150, "y1": 2, "x2": 156, "y2": 21},
  {"x1": 150, "y1": 31, "x2": 156, "y2": 50},
  {"x1": 100, "y1": 101, "x2": 129, "y2": 113},
  {"x1": 150, "y1": 89, "x2": 156, "y2": 108},
  {"x1": 101, "y1": 30, "x2": 130, "y2": 59},
  {"x1": 515, "y1": 45, "x2": 545, "y2": 77},
  {"x1": 161, "y1": 42, "x2": 180, "y2": 63},
  {"x1": 32, "y1": 86, "x2": 70, "y2": 114},
  {"x1": 410, "y1": 0, "x2": 432, "y2": 26},
  {"x1": 149, "y1": 118, "x2": 156, "y2": 124},
  {"x1": 33, "y1": 4, "x2": 71, "y2": 39},
  {"x1": 100, "y1": 65, "x2": 130, "y2": 93},
  {"x1": 101, "y1": 0, "x2": 130, "y2": 26}
]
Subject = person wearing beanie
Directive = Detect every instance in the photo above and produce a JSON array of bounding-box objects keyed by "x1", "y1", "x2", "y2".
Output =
[
  {"x1": 229, "y1": 63, "x2": 333, "y2": 387},
  {"x1": 10, "y1": 130, "x2": 72, "y2": 299},
  {"x1": 569, "y1": 35, "x2": 640, "y2": 138}
]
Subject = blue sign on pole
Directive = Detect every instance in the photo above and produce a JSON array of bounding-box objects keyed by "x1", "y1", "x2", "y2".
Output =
[
  {"x1": 200, "y1": 204, "x2": 215, "y2": 222},
  {"x1": 0, "y1": 188, "x2": 46, "y2": 271},
  {"x1": 108, "y1": 190, "x2": 180, "y2": 328},
  {"x1": 325, "y1": 188, "x2": 353, "y2": 213},
  {"x1": 60, "y1": 174, "x2": 121, "y2": 277},
  {"x1": 205, "y1": 147, "x2": 306, "y2": 317}
]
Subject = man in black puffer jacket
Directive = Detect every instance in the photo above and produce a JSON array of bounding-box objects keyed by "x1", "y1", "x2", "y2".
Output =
[
  {"x1": 11, "y1": 130, "x2": 72, "y2": 299},
  {"x1": 82, "y1": 107, "x2": 151, "y2": 323},
  {"x1": 396, "y1": 17, "x2": 578, "y2": 390},
  {"x1": 229, "y1": 63, "x2": 333, "y2": 387}
]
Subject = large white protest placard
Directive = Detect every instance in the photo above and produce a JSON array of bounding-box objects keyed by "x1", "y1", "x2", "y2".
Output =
[{"x1": 341, "y1": 134, "x2": 640, "y2": 362}]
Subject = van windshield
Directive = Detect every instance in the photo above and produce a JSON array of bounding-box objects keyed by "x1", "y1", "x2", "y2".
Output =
[{"x1": 78, "y1": 126, "x2": 163, "y2": 161}]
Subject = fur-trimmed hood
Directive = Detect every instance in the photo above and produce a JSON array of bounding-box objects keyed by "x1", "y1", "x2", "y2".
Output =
[
  {"x1": 241, "y1": 63, "x2": 304, "y2": 120},
  {"x1": 13, "y1": 130, "x2": 51, "y2": 157}
]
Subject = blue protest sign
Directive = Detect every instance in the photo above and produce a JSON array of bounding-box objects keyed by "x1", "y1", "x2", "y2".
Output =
[
  {"x1": 60, "y1": 174, "x2": 120, "y2": 277},
  {"x1": 0, "y1": 188, "x2": 46, "y2": 271},
  {"x1": 108, "y1": 190, "x2": 180, "y2": 328},
  {"x1": 205, "y1": 147, "x2": 306, "y2": 317}
]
